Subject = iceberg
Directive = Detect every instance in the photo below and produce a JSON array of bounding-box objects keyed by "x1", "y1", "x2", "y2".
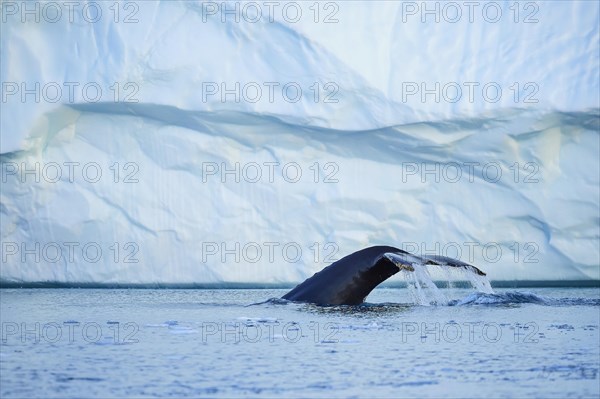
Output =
[{"x1": 1, "y1": 1, "x2": 598, "y2": 284}]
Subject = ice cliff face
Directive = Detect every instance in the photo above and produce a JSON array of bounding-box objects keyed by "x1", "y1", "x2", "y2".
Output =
[{"x1": 1, "y1": 1, "x2": 599, "y2": 284}]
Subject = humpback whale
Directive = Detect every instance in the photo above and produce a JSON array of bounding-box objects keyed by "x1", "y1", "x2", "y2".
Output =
[{"x1": 282, "y1": 246, "x2": 486, "y2": 306}]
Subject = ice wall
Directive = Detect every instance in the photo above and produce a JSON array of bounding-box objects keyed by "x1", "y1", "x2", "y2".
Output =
[{"x1": 1, "y1": 1, "x2": 599, "y2": 284}]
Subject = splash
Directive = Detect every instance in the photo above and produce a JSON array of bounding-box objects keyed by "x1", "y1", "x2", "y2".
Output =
[
  {"x1": 402, "y1": 263, "x2": 447, "y2": 306},
  {"x1": 464, "y1": 271, "x2": 494, "y2": 294},
  {"x1": 401, "y1": 261, "x2": 494, "y2": 305}
]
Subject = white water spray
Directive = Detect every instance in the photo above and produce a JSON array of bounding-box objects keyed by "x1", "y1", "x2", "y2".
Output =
[{"x1": 401, "y1": 261, "x2": 494, "y2": 305}]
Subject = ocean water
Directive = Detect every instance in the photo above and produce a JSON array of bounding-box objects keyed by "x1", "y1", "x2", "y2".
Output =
[{"x1": 1, "y1": 287, "x2": 599, "y2": 398}]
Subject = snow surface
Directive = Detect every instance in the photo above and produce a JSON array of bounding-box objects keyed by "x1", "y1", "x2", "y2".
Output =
[{"x1": 1, "y1": 1, "x2": 599, "y2": 284}]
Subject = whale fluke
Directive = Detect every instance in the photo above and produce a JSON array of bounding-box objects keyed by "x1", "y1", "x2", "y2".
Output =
[
  {"x1": 420, "y1": 254, "x2": 487, "y2": 276},
  {"x1": 282, "y1": 246, "x2": 486, "y2": 305}
]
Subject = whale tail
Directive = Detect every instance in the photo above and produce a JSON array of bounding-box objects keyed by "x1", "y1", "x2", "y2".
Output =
[
  {"x1": 282, "y1": 246, "x2": 487, "y2": 305},
  {"x1": 382, "y1": 252, "x2": 485, "y2": 276},
  {"x1": 420, "y1": 255, "x2": 487, "y2": 276}
]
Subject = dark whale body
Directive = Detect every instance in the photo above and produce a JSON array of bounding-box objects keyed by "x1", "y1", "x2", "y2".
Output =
[{"x1": 282, "y1": 246, "x2": 486, "y2": 306}]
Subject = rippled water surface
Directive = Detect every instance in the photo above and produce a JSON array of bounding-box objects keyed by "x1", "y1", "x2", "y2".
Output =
[{"x1": 1, "y1": 288, "x2": 599, "y2": 398}]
